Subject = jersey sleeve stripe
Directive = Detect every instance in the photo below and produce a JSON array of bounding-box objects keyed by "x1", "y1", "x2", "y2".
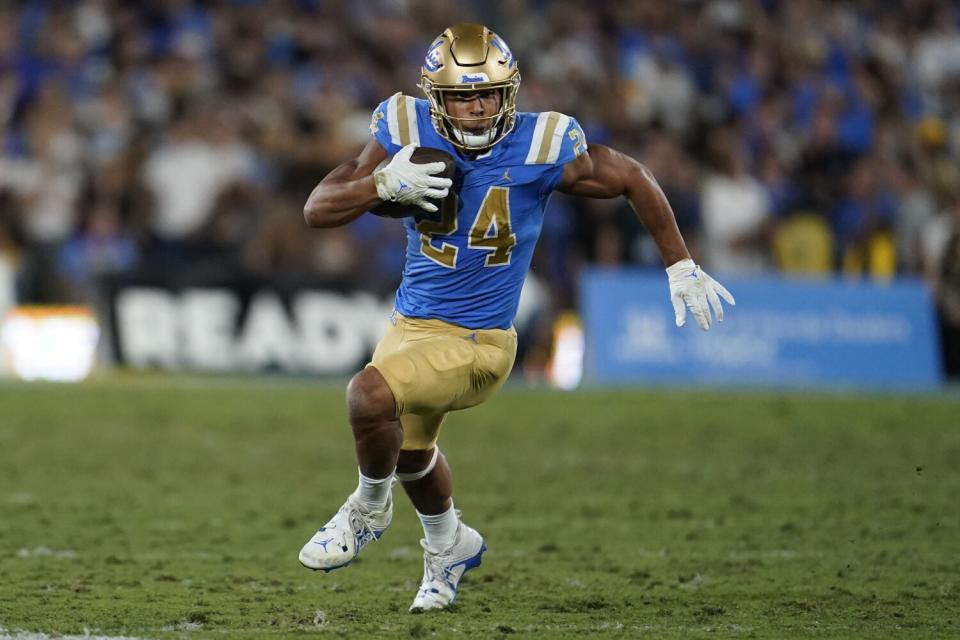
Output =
[
  {"x1": 524, "y1": 112, "x2": 549, "y2": 164},
  {"x1": 545, "y1": 114, "x2": 571, "y2": 164},
  {"x1": 397, "y1": 95, "x2": 412, "y2": 145},
  {"x1": 534, "y1": 112, "x2": 562, "y2": 164},
  {"x1": 388, "y1": 94, "x2": 419, "y2": 147},
  {"x1": 403, "y1": 95, "x2": 420, "y2": 146},
  {"x1": 386, "y1": 92, "x2": 402, "y2": 146}
]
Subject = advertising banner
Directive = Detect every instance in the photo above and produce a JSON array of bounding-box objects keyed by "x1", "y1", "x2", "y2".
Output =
[
  {"x1": 581, "y1": 270, "x2": 943, "y2": 390},
  {"x1": 102, "y1": 276, "x2": 394, "y2": 375}
]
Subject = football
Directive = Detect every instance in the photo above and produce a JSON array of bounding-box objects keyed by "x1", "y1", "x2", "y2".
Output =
[{"x1": 370, "y1": 147, "x2": 457, "y2": 218}]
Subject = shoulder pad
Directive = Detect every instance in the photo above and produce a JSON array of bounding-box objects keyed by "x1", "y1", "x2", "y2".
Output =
[
  {"x1": 370, "y1": 93, "x2": 422, "y2": 153},
  {"x1": 523, "y1": 112, "x2": 585, "y2": 165}
]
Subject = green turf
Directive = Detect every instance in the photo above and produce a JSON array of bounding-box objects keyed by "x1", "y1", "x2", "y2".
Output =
[{"x1": 0, "y1": 378, "x2": 958, "y2": 638}]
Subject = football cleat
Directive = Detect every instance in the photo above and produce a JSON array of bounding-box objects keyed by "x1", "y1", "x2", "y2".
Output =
[
  {"x1": 298, "y1": 492, "x2": 392, "y2": 572},
  {"x1": 409, "y1": 522, "x2": 486, "y2": 613}
]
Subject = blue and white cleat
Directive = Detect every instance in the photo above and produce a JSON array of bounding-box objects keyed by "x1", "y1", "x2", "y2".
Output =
[
  {"x1": 298, "y1": 493, "x2": 392, "y2": 572},
  {"x1": 409, "y1": 522, "x2": 486, "y2": 613}
]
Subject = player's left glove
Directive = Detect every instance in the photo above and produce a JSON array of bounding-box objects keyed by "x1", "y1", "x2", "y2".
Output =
[{"x1": 666, "y1": 258, "x2": 736, "y2": 331}]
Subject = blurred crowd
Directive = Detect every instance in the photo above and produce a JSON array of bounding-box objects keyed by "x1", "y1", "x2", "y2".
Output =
[{"x1": 1, "y1": 0, "x2": 960, "y2": 374}]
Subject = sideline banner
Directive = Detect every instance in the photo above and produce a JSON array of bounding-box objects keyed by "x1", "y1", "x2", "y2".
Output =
[
  {"x1": 581, "y1": 270, "x2": 943, "y2": 390},
  {"x1": 101, "y1": 275, "x2": 394, "y2": 375}
]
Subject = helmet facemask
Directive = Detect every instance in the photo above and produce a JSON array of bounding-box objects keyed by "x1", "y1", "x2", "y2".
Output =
[{"x1": 421, "y1": 75, "x2": 521, "y2": 152}]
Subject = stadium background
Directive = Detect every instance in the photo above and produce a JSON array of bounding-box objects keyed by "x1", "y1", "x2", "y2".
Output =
[
  {"x1": 0, "y1": 0, "x2": 958, "y2": 384},
  {"x1": 2, "y1": 2, "x2": 960, "y2": 638}
]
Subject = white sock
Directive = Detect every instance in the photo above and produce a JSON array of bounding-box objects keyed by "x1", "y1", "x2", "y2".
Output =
[
  {"x1": 417, "y1": 504, "x2": 459, "y2": 553},
  {"x1": 354, "y1": 468, "x2": 393, "y2": 512}
]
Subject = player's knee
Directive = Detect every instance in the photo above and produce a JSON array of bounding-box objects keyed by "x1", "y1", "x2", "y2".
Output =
[
  {"x1": 346, "y1": 367, "x2": 397, "y2": 426},
  {"x1": 397, "y1": 448, "x2": 434, "y2": 474}
]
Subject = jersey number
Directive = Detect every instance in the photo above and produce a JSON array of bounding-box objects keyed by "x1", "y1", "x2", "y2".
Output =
[{"x1": 417, "y1": 186, "x2": 517, "y2": 269}]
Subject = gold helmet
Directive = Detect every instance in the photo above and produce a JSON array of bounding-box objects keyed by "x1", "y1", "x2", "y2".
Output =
[{"x1": 420, "y1": 24, "x2": 520, "y2": 151}]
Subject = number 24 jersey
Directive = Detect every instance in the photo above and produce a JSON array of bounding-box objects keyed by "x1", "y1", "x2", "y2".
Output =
[{"x1": 370, "y1": 93, "x2": 586, "y2": 330}]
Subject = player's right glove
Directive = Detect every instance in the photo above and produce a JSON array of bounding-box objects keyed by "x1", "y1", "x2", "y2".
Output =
[
  {"x1": 666, "y1": 258, "x2": 736, "y2": 331},
  {"x1": 373, "y1": 144, "x2": 452, "y2": 213}
]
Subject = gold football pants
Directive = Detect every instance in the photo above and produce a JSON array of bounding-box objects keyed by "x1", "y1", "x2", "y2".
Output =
[{"x1": 367, "y1": 312, "x2": 517, "y2": 450}]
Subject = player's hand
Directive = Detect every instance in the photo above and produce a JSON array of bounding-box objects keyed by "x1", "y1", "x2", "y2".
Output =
[
  {"x1": 373, "y1": 144, "x2": 453, "y2": 213},
  {"x1": 666, "y1": 258, "x2": 735, "y2": 331}
]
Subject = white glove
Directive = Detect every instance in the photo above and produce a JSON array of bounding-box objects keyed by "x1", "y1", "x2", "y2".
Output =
[
  {"x1": 666, "y1": 258, "x2": 736, "y2": 331},
  {"x1": 373, "y1": 144, "x2": 452, "y2": 213}
]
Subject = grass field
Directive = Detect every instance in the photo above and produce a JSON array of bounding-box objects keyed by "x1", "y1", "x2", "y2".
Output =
[{"x1": 1, "y1": 377, "x2": 958, "y2": 639}]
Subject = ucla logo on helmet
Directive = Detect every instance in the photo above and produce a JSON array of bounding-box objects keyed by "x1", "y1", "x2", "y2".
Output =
[
  {"x1": 458, "y1": 73, "x2": 490, "y2": 83},
  {"x1": 424, "y1": 38, "x2": 443, "y2": 72},
  {"x1": 490, "y1": 35, "x2": 514, "y2": 67}
]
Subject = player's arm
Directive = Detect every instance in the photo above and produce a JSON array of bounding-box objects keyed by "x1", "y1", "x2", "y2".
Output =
[
  {"x1": 558, "y1": 144, "x2": 690, "y2": 265},
  {"x1": 558, "y1": 144, "x2": 735, "y2": 330},
  {"x1": 303, "y1": 138, "x2": 387, "y2": 228},
  {"x1": 303, "y1": 140, "x2": 452, "y2": 228}
]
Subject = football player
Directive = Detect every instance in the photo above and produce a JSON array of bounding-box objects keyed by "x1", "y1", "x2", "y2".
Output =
[{"x1": 298, "y1": 24, "x2": 734, "y2": 612}]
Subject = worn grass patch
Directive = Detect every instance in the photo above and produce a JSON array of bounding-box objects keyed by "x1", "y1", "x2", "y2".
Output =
[{"x1": 0, "y1": 378, "x2": 958, "y2": 638}]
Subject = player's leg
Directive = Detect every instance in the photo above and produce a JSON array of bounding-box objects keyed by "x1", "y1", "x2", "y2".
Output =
[
  {"x1": 396, "y1": 419, "x2": 459, "y2": 554},
  {"x1": 396, "y1": 443, "x2": 452, "y2": 515},
  {"x1": 389, "y1": 322, "x2": 516, "y2": 612},
  {"x1": 391, "y1": 323, "x2": 518, "y2": 533},
  {"x1": 347, "y1": 367, "x2": 403, "y2": 480},
  {"x1": 298, "y1": 331, "x2": 403, "y2": 572},
  {"x1": 397, "y1": 415, "x2": 487, "y2": 613},
  {"x1": 394, "y1": 419, "x2": 487, "y2": 614}
]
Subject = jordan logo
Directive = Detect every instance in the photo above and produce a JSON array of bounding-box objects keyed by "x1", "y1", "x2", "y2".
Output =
[{"x1": 501, "y1": 169, "x2": 511, "y2": 182}]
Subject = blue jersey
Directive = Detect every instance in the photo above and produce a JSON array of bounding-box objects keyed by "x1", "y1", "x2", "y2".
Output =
[{"x1": 369, "y1": 93, "x2": 587, "y2": 330}]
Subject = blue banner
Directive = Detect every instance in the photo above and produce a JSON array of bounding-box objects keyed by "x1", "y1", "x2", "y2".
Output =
[{"x1": 581, "y1": 270, "x2": 943, "y2": 390}]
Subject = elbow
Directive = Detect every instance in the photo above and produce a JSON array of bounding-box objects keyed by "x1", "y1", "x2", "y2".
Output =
[
  {"x1": 303, "y1": 201, "x2": 336, "y2": 228},
  {"x1": 302, "y1": 203, "x2": 322, "y2": 228},
  {"x1": 636, "y1": 161, "x2": 657, "y2": 183}
]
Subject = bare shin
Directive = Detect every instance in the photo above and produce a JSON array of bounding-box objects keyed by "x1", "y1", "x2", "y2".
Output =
[{"x1": 397, "y1": 448, "x2": 453, "y2": 515}]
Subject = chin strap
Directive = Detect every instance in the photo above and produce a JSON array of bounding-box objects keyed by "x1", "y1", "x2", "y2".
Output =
[
  {"x1": 395, "y1": 447, "x2": 441, "y2": 482},
  {"x1": 452, "y1": 128, "x2": 496, "y2": 149}
]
